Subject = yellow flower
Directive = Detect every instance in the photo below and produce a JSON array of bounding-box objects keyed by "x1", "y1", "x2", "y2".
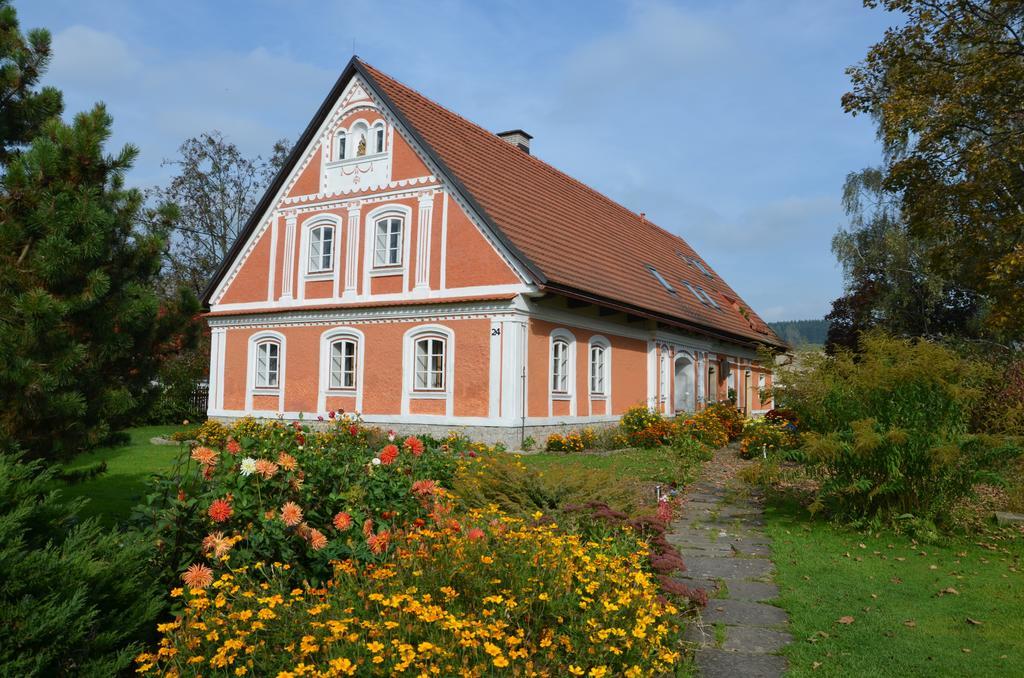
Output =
[
  {"x1": 568, "y1": 666, "x2": 585, "y2": 676},
  {"x1": 493, "y1": 655, "x2": 510, "y2": 668}
]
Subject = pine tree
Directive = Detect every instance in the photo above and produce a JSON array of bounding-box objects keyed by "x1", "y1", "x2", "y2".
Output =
[
  {"x1": 0, "y1": 104, "x2": 191, "y2": 460},
  {"x1": 0, "y1": 452, "x2": 164, "y2": 676},
  {"x1": 0, "y1": 0, "x2": 63, "y2": 162}
]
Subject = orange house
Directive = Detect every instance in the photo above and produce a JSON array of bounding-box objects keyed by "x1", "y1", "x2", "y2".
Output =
[{"x1": 202, "y1": 58, "x2": 786, "y2": 445}]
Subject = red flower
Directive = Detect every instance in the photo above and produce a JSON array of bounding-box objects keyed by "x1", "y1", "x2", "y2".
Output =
[
  {"x1": 332, "y1": 512, "x2": 352, "y2": 531},
  {"x1": 226, "y1": 439, "x2": 242, "y2": 455},
  {"x1": 403, "y1": 436, "x2": 425, "y2": 457},
  {"x1": 468, "y1": 451, "x2": 477, "y2": 458},
  {"x1": 176, "y1": 489, "x2": 186, "y2": 502},
  {"x1": 411, "y1": 479, "x2": 437, "y2": 497},
  {"x1": 367, "y1": 530, "x2": 391, "y2": 554},
  {"x1": 467, "y1": 527, "x2": 486, "y2": 541},
  {"x1": 349, "y1": 425, "x2": 358, "y2": 436},
  {"x1": 329, "y1": 410, "x2": 337, "y2": 419},
  {"x1": 379, "y1": 444, "x2": 399, "y2": 465},
  {"x1": 208, "y1": 498, "x2": 233, "y2": 522},
  {"x1": 362, "y1": 518, "x2": 374, "y2": 538}
]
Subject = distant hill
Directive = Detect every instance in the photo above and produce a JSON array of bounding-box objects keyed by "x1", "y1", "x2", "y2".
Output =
[{"x1": 769, "y1": 319, "x2": 828, "y2": 347}]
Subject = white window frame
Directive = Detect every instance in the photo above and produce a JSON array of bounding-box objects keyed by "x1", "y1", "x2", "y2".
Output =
[
  {"x1": 588, "y1": 337, "x2": 610, "y2": 397},
  {"x1": 373, "y1": 216, "x2": 404, "y2": 268},
  {"x1": 552, "y1": 339, "x2": 570, "y2": 394},
  {"x1": 335, "y1": 130, "x2": 347, "y2": 160},
  {"x1": 372, "y1": 122, "x2": 385, "y2": 154},
  {"x1": 245, "y1": 331, "x2": 286, "y2": 413},
  {"x1": 317, "y1": 328, "x2": 365, "y2": 414},
  {"x1": 548, "y1": 328, "x2": 576, "y2": 407},
  {"x1": 254, "y1": 341, "x2": 280, "y2": 389},
  {"x1": 329, "y1": 338, "x2": 358, "y2": 390},
  {"x1": 413, "y1": 336, "x2": 447, "y2": 392},
  {"x1": 307, "y1": 224, "x2": 335, "y2": 274},
  {"x1": 402, "y1": 325, "x2": 455, "y2": 416}
]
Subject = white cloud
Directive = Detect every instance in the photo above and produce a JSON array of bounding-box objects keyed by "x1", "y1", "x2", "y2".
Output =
[{"x1": 50, "y1": 25, "x2": 142, "y2": 87}]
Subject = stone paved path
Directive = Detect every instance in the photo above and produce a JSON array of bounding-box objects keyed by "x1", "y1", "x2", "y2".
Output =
[{"x1": 668, "y1": 445, "x2": 792, "y2": 677}]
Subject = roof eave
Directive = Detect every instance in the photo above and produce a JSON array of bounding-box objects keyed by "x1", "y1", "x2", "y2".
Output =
[{"x1": 540, "y1": 282, "x2": 788, "y2": 351}]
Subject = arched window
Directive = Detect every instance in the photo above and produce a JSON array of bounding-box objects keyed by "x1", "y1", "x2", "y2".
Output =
[
  {"x1": 372, "y1": 122, "x2": 385, "y2": 154},
  {"x1": 329, "y1": 338, "x2": 357, "y2": 390},
  {"x1": 335, "y1": 131, "x2": 347, "y2": 160},
  {"x1": 414, "y1": 335, "x2": 446, "y2": 391},
  {"x1": 551, "y1": 339, "x2": 569, "y2": 394},
  {"x1": 589, "y1": 341, "x2": 608, "y2": 395},
  {"x1": 373, "y1": 216, "x2": 403, "y2": 267},
  {"x1": 254, "y1": 340, "x2": 280, "y2": 389},
  {"x1": 307, "y1": 224, "x2": 334, "y2": 273}
]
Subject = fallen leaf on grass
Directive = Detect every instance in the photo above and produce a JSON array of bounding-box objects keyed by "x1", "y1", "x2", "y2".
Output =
[
  {"x1": 891, "y1": 577, "x2": 903, "y2": 584},
  {"x1": 812, "y1": 662, "x2": 822, "y2": 670},
  {"x1": 966, "y1": 618, "x2": 984, "y2": 626},
  {"x1": 903, "y1": 619, "x2": 917, "y2": 628},
  {"x1": 962, "y1": 648, "x2": 972, "y2": 654},
  {"x1": 836, "y1": 616, "x2": 855, "y2": 625},
  {"x1": 937, "y1": 587, "x2": 960, "y2": 596}
]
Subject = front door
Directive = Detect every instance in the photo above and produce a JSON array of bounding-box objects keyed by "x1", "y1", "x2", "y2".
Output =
[{"x1": 674, "y1": 356, "x2": 694, "y2": 414}]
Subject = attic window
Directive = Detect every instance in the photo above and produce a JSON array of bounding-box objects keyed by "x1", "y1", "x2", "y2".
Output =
[
  {"x1": 695, "y1": 284, "x2": 721, "y2": 310},
  {"x1": 645, "y1": 265, "x2": 675, "y2": 294},
  {"x1": 683, "y1": 281, "x2": 709, "y2": 307},
  {"x1": 691, "y1": 258, "x2": 713, "y2": 279}
]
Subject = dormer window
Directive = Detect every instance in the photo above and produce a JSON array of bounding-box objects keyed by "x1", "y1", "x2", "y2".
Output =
[
  {"x1": 308, "y1": 224, "x2": 334, "y2": 273},
  {"x1": 373, "y1": 122, "x2": 385, "y2": 153},
  {"x1": 335, "y1": 131, "x2": 347, "y2": 160}
]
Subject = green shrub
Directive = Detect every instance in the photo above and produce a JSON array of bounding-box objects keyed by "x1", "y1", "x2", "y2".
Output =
[
  {"x1": 670, "y1": 434, "x2": 713, "y2": 463},
  {"x1": 776, "y1": 332, "x2": 1021, "y2": 522},
  {"x1": 739, "y1": 418, "x2": 799, "y2": 459},
  {"x1": 0, "y1": 452, "x2": 164, "y2": 677},
  {"x1": 134, "y1": 418, "x2": 457, "y2": 588},
  {"x1": 545, "y1": 431, "x2": 585, "y2": 453}
]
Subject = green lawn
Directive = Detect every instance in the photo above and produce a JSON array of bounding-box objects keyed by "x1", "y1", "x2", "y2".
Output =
[
  {"x1": 765, "y1": 501, "x2": 1024, "y2": 676},
  {"x1": 60, "y1": 425, "x2": 187, "y2": 524},
  {"x1": 520, "y1": 447, "x2": 702, "y2": 487}
]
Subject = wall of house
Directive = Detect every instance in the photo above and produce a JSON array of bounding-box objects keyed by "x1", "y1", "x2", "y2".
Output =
[{"x1": 209, "y1": 75, "x2": 527, "y2": 315}]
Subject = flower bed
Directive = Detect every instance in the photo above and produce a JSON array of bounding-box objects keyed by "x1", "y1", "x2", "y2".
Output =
[{"x1": 136, "y1": 511, "x2": 684, "y2": 676}]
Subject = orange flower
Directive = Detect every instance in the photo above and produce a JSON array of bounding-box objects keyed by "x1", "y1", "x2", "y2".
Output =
[
  {"x1": 226, "y1": 439, "x2": 242, "y2": 455},
  {"x1": 362, "y1": 517, "x2": 374, "y2": 538},
  {"x1": 403, "y1": 436, "x2": 425, "y2": 457},
  {"x1": 411, "y1": 479, "x2": 437, "y2": 497},
  {"x1": 333, "y1": 512, "x2": 353, "y2": 531},
  {"x1": 181, "y1": 563, "x2": 214, "y2": 589},
  {"x1": 309, "y1": 528, "x2": 328, "y2": 550},
  {"x1": 191, "y1": 446, "x2": 219, "y2": 466},
  {"x1": 367, "y1": 530, "x2": 391, "y2": 554},
  {"x1": 379, "y1": 445, "x2": 399, "y2": 465},
  {"x1": 208, "y1": 498, "x2": 233, "y2": 522},
  {"x1": 277, "y1": 451, "x2": 297, "y2": 471},
  {"x1": 280, "y1": 501, "x2": 303, "y2": 527},
  {"x1": 254, "y1": 459, "x2": 279, "y2": 479},
  {"x1": 202, "y1": 531, "x2": 233, "y2": 557}
]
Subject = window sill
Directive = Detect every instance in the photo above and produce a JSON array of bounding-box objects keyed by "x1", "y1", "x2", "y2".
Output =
[
  {"x1": 551, "y1": 393, "x2": 572, "y2": 401},
  {"x1": 409, "y1": 391, "x2": 448, "y2": 400},
  {"x1": 325, "y1": 152, "x2": 387, "y2": 167},
  {"x1": 251, "y1": 388, "x2": 281, "y2": 397},
  {"x1": 325, "y1": 388, "x2": 358, "y2": 395},
  {"x1": 589, "y1": 394, "x2": 608, "y2": 400},
  {"x1": 304, "y1": 272, "x2": 334, "y2": 281},
  {"x1": 370, "y1": 266, "x2": 403, "y2": 277}
]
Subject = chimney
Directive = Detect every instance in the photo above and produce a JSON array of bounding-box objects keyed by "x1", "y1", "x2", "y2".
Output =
[{"x1": 497, "y1": 129, "x2": 532, "y2": 154}]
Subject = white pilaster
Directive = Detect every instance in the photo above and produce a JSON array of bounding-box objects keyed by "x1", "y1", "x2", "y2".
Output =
[
  {"x1": 344, "y1": 203, "x2": 360, "y2": 299},
  {"x1": 414, "y1": 191, "x2": 434, "y2": 296},
  {"x1": 267, "y1": 214, "x2": 278, "y2": 301},
  {"x1": 281, "y1": 211, "x2": 297, "y2": 300}
]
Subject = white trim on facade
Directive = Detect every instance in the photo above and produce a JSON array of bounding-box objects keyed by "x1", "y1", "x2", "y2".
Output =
[
  {"x1": 401, "y1": 323, "x2": 455, "y2": 418},
  {"x1": 587, "y1": 334, "x2": 612, "y2": 416},
  {"x1": 317, "y1": 326, "x2": 366, "y2": 414},
  {"x1": 245, "y1": 330, "x2": 287, "y2": 413},
  {"x1": 362, "y1": 202, "x2": 413, "y2": 294},
  {"x1": 548, "y1": 327, "x2": 577, "y2": 417}
]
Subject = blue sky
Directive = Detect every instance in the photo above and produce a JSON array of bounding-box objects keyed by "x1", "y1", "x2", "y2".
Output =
[{"x1": 19, "y1": 0, "x2": 898, "y2": 321}]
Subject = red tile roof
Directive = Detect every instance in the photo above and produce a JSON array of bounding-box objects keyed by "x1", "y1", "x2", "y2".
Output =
[{"x1": 359, "y1": 60, "x2": 783, "y2": 348}]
